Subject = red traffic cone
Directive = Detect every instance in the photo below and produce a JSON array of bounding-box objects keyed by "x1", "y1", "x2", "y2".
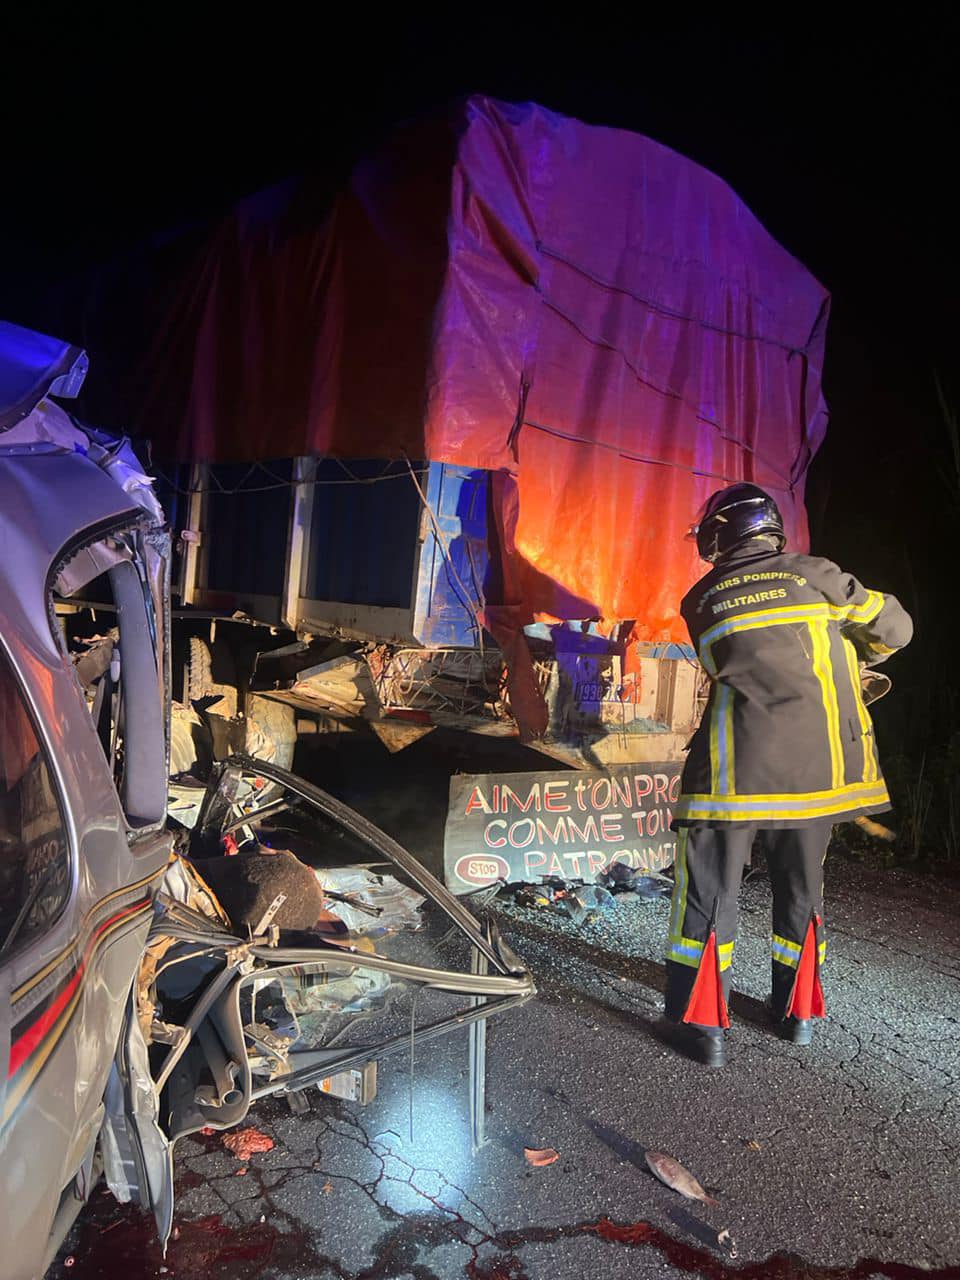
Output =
[
  {"x1": 786, "y1": 915, "x2": 826, "y2": 1020},
  {"x1": 682, "y1": 931, "x2": 730, "y2": 1029}
]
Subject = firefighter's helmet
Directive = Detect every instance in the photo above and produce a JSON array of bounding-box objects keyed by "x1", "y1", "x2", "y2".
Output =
[{"x1": 688, "y1": 483, "x2": 786, "y2": 563}]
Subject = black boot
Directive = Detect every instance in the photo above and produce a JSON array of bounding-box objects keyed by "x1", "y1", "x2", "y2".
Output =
[
  {"x1": 660, "y1": 1017, "x2": 726, "y2": 1068},
  {"x1": 769, "y1": 1008, "x2": 814, "y2": 1045},
  {"x1": 777, "y1": 1016, "x2": 813, "y2": 1045}
]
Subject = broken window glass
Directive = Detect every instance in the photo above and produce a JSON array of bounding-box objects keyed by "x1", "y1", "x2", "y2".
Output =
[
  {"x1": 0, "y1": 642, "x2": 70, "y2": 960},
  {"x1": 240, "y1": 961, "x2": 481, "y2": 1089},
  {"x1": 134, "y1": 757, "x2": 533, "y2": 1140}
]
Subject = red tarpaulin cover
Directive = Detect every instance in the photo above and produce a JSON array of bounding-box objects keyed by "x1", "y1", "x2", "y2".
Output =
[{"x1": 71, "y1": 96, "x2": 830, "y2": 644}]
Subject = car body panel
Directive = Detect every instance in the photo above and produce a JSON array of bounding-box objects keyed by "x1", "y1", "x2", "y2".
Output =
[
  {"x1": 1, "y1": 337, "x2": 172, "y2": 1278},
  {"x1": 0, "y1": 323, "x2": 534, "y2": 1277}
]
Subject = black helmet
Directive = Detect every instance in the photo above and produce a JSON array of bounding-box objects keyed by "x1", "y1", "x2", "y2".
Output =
[{"x1": 689, "y1": 483, "x2": 786, "y2": 563}]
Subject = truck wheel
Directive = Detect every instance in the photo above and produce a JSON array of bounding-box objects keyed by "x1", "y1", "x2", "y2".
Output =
[
  {"x1": 245, "y1": 694, "x2": 297, "y2": 769},
  {"x1": 187, "y1": 636, "x2": 239, "y2": 719}
]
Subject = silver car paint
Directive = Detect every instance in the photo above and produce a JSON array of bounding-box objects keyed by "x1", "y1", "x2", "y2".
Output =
[
  {"x1": 0, "y1": 438, "x2": 172, "y2": 1280},
  {"x1": 1, "y1": 332, "x2": 535, "y2": 1276}
]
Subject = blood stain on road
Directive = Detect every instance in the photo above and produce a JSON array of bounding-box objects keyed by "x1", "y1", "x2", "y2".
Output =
[
  {"x1": 61, "y1": 1192, "x2": 957, "y2": 1280},
  {"x1": 58, "y1": 1188, "x2": 319, "y2": 1280}
]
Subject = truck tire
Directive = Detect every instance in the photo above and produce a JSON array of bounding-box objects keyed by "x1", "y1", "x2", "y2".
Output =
[
  {"x1": 169, "y1": 703, "x2": 213, "y2": 777},
  {"x1": 187, "y1": 636, "x2": 239, "y2": 719},
  {"x1": 245, "y1": 694, "x2": 297, "y2": 770}
]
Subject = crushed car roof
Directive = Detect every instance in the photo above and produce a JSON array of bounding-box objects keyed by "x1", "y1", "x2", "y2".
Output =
[{"x1": 0, "y1": 318, "x2": 88, "y2": 433}]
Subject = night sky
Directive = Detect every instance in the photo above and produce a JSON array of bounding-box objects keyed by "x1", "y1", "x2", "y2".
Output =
[{"x1": 2, "y1": 15, "x2": 956, "y2": 753}]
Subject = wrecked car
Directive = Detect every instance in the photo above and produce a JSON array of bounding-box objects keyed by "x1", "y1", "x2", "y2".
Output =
[{"x1": 0, "y1": 320, "x2": 534, "y2": 1279}]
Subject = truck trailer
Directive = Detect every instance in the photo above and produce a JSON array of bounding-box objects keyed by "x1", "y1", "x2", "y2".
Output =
[{"x1": 42, "y1": 95, "x2": 831, "y2": 773}]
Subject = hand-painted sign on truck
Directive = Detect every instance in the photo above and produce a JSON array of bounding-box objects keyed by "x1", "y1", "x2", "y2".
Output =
[{"x1": 443, "y1": 765, "x2": 682, "y2": 894}]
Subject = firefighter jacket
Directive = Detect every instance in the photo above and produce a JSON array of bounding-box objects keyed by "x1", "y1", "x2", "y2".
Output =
[{"x1": 673, "y1": 542, "x2": 913, "y2": 827}]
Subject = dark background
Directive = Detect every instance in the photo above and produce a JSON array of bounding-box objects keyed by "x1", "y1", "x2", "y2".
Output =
[{"x1": 1, "y1": 15, "x2": 956, "y2": 819}]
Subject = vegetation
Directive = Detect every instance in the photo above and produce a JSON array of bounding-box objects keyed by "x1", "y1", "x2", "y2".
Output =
[{"x1": 869, "y1": 378, "x2": 960, "y2": 863}]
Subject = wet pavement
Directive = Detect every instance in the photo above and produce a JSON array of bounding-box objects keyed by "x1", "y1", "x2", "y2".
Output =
[{"x1": 49, "y1": 736, "x2": 960, "y2": 1279}]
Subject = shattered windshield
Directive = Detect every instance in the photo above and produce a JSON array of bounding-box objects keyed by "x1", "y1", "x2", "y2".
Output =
[{"x1": 139, "y1": 757, "x2": 532, "y2": 1138}]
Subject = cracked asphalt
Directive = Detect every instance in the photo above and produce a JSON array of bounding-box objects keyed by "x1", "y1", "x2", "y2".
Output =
[{"x1": 49, "y1": 736, "x2": 960, "y2": 1279}]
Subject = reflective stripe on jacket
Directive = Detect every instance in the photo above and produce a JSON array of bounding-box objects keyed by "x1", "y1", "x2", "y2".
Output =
[{"x1": 674, "y1": 544, "x2": 913, "y2": 827}]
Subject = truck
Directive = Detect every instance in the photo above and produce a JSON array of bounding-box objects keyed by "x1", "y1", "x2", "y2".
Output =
[{"x1": 41, "y1": 95, "x2": 830, "y2": 798}]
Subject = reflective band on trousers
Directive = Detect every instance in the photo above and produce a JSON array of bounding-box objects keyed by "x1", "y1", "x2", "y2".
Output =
[
  {"x1": 772, "y1": 932, "x2": 827, "y2": 969},
  {"x1": 667, "y1": 829, "x2": 690, "y2": 942},
  {"x1": 667, "y1": 934, "x2": 734, "y2": 970}
]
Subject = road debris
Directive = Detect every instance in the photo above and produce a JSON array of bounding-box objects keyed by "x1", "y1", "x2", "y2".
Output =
[
  {"x1": 221, "y1": 1127, "x2": 275, "y2": 1160},
  {"x1": 510, "y1": 877, "x2": 616, "y2": 924},
  {"x1": 644, "y1": 1151, "x2": 719, "y2": 1206},
  {"x1": 497, "y1": 870, "x2": 673, "y2": 945},
  {"x1": 717, "y1": 1228, "x2": 739, "y2": 1257},
  {"x1": 597, "y1": 864, "x2": 672, "y2": 901},
  {"x1": 313, "y1": 867, "x2": 426, "y2": 935},
  {"x1": 524, "y1": 1147, "x2": 560, "y2": 1167},
  {"x1": 742, "y1": 1138, "x2": 762, "y2": 1151}
]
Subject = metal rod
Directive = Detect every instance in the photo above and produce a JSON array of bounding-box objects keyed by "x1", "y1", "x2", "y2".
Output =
[
  {"x1": 154, "y1": 958, "x2": 244, "y2": 1095},
  {"x1": 249, "y1": 992, "x2": 528, "y2": 1101},
  {"x1": 281, "y1": 456, "x2": 316, "y2": 630},
  {"x1": 180, "y1": 463, "x2": 207, "y2": 606},
  {"x1": 469, "y1": 945, "x2": 489, "y2": 1153}
]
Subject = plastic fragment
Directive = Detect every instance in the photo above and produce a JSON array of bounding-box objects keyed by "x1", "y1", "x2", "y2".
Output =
[
  {"x1": 524, "y1": 1147, "x2": 560, "y2": 1166},
  {"x1": 718, "y1": 1228, "x2": 739, "y2": 1257}
]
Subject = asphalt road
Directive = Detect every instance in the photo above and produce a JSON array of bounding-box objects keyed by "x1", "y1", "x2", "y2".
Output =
[{"x1": 50, "y1": 735, "x2": 960, "y2": 1279}]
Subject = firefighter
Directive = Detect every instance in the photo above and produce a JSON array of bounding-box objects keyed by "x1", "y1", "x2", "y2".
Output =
[{"x1": 662, "y1": 483, "x2": 912, "y2": 1067}]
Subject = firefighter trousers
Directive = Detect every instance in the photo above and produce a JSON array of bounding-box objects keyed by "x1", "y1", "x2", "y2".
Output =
[{"x1": 664, "y1": 821, "x2": 831, "y2": 1024}]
